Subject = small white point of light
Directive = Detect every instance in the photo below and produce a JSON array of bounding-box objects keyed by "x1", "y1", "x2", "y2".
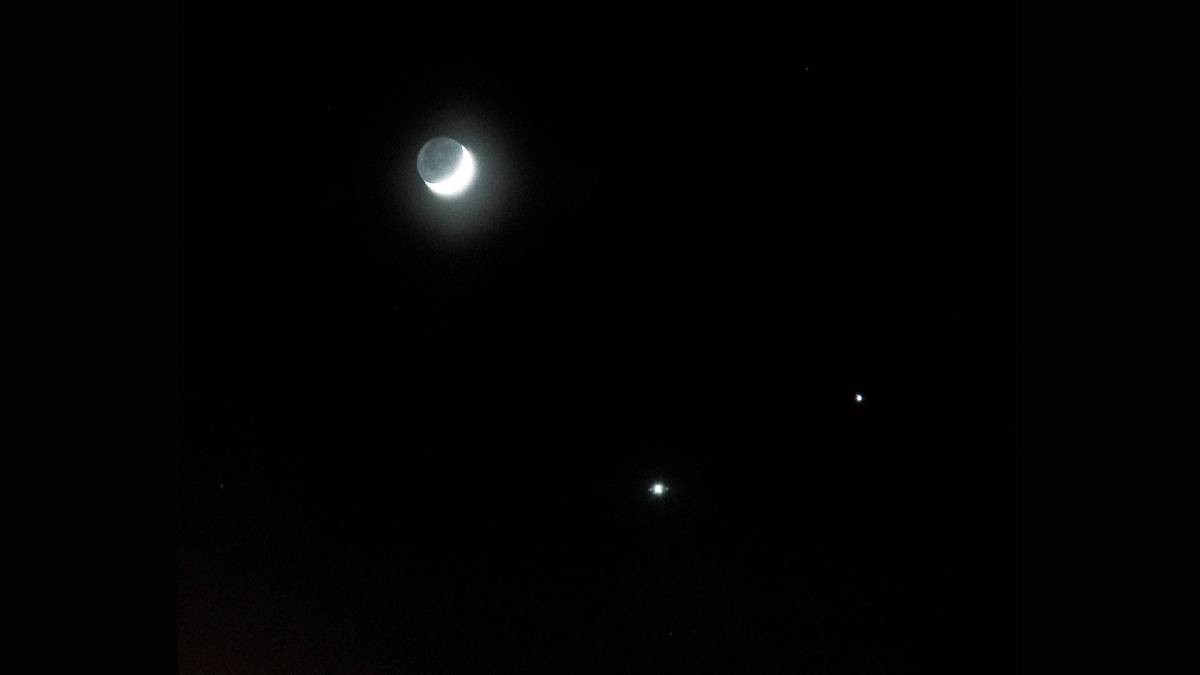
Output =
[
  {"x1": 855, "y1": 392, "x2": 865, "y2": 403},
  {"x1": 651, "y1": 482, "x2": 666, "y2": 495}
]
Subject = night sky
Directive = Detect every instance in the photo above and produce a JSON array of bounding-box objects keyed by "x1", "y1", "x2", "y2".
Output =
[{"x1": 179, "y1": 6, "x2": 1019, "y2": 673}]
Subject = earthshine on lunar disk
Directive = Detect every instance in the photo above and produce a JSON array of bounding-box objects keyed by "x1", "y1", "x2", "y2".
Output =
[{"x1": 418, "y1": 137, "x2": 476, "y2": 197}]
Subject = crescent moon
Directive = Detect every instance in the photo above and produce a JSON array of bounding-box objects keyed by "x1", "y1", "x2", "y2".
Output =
[{"x1": 424, "y1": 146, "x2": 476, "y2": 197}]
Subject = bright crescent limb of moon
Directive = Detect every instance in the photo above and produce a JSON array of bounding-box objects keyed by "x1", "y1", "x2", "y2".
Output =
[{"x1": 424, "y1": 147, "x2": 476, "y2": 197}]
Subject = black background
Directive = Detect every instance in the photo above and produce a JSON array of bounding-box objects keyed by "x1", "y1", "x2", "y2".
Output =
[{"x1": 180, "y1": 5, "x2": 1019, "y2": 673}]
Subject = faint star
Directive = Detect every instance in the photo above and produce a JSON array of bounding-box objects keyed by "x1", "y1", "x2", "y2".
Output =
[
  {"x1": 650, "y1": 482, "x2": 667, "y2": 496},
  {"x1": 855, "y1": 392, "x2": 865, "y2": 403}
]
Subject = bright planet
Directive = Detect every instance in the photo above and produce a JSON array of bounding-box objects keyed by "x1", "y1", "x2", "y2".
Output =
[{"x1": 417, "y1": 136, "x2": 476, "y2": 197}]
